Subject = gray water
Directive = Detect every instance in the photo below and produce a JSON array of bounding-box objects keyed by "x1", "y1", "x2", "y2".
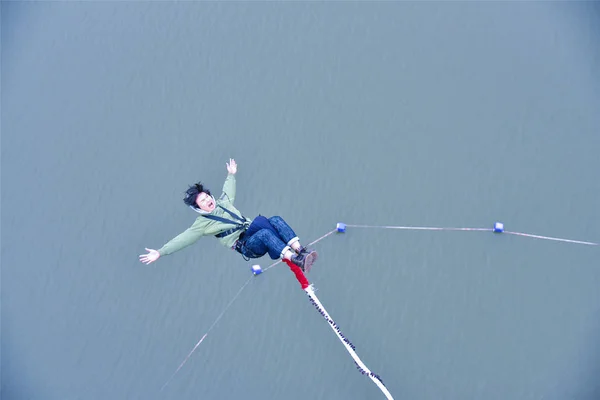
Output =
[{"x1": 3, "y1": 2, "x2": 600, "y2": 399}]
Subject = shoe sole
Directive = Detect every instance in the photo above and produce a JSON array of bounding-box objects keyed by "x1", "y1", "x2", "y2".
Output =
[{"x1": 303, "y1": 250, "x2": 318, "y2": 273}]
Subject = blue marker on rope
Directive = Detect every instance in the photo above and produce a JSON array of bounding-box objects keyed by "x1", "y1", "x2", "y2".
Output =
[
  {"x1": 251, "y1": 264, "x2": 262, "y2": 275},
  {"x1": 493, "y1": 222, "x2": 504, "y2": 233}
]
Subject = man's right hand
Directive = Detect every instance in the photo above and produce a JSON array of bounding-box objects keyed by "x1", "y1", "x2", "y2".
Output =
[{"x1": 139, "y1": 248, "x2": 160, "y2": 264}]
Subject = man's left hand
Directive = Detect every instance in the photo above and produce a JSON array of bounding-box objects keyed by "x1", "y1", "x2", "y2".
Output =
[{"x1": 226, "y1": 158, "x2": 237, "y2": 175}]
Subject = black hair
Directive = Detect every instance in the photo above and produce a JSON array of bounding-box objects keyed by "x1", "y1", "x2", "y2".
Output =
[{"x1": 183, "y1": 182, "x2": 211, "y2": 208}]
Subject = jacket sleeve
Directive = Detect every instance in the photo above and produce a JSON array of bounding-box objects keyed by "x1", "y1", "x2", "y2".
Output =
[
  {"x1": 157, "y1": 221, "x2": 206, "y2": 256},
  {"x1": 220, "y1": 173, "x2": 236, "y2": 205}
]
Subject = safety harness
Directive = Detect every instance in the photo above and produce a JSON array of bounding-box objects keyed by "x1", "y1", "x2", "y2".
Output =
[{"x1": 201, "y1": 205, "x2": 250, "y2": 239}]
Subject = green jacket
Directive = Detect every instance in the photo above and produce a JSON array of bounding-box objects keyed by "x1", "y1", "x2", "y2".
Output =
[{"x1": 157, "y1": 174, "x2": 252, "y2": 256}]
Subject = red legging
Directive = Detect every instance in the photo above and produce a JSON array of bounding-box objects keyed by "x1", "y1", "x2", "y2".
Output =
[{"x1": 283, "y1": 258, "x2": 309, "y2": 289}]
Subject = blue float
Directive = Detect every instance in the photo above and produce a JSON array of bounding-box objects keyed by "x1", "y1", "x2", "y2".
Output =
[
  {"x1": 251, "y1": 264, "x2": 263, "y2": 275},
  {"x1": 493, "y1": 222, "x2": 504, "y2": 233}
]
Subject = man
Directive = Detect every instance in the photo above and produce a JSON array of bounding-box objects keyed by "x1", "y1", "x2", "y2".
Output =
[{"x1": 139, "y1": 159, "x2": 317, "y2": 271}]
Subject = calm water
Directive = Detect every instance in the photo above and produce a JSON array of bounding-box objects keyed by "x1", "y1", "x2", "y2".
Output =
[{"x1": 3, "y1": 2, "x2": 600, "y2": 399}]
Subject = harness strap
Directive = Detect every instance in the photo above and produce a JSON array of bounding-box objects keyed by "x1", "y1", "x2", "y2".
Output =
[
  {"x1": 218, "y1": 205, "x2": 247, "y2": 223},
  {"x1": 215, "y1": 225, "x2": 245, "y2": 238},
  {"x1": 201, "y1": 205, "x2": 249, "y2": 239}
]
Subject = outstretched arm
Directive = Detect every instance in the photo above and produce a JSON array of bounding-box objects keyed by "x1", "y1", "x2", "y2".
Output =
[
  {"x1": 139, "y1": 223, "x2": 206, "y2": 264},
  {"x1": 221, "y1": 158, "x2": 237, "y2": 204}
]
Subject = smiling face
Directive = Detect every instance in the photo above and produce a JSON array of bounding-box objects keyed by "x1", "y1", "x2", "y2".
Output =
[{"x1": 195, "y1": 191, "x2": 216, "y2": 212}]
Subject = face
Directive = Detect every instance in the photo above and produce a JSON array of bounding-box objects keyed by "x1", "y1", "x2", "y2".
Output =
[{"x1": 195, "y1": 192, "x2": 215, "y2": 212}]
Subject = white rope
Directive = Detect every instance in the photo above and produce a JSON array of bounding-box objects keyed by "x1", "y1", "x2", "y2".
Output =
[{"x1": 305, "y1": 285, "x2": 394, "y2": 399}]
